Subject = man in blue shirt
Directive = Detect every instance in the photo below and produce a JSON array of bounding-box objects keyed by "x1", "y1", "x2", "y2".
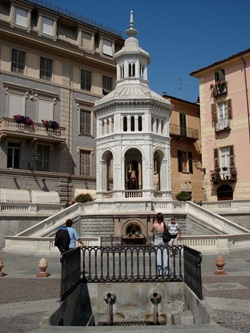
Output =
[{"x1": 66, "y1": 218, "x2": 84, "y2": 249}]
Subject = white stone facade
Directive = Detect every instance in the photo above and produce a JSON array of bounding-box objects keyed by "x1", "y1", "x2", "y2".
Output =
[{"x1": 94, "y1": 11, "x2": 173, "y2": 201}]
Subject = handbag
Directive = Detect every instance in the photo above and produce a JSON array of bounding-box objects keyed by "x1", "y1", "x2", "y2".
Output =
[{"x1": 163, "y1": 222, "x2": 171, "y2": 243}]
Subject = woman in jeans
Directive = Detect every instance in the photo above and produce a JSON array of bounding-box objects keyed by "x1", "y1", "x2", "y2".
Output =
[{"x1": 151, "y1": 212, "x2": 171, "y2": 275}]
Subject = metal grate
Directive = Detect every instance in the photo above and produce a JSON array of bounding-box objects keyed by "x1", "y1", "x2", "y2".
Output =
[{"x1": 98, "y1": 321, "x2": 162, "y2": 326}]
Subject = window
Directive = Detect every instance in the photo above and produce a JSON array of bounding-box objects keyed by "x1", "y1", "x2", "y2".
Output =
[
  {"x1": 37, "y1": 99, "x2": 52, "y2": 123},
  {"x1": 80, "y1": 150, "x2": 91, "y2": 175},
  {"x1": 14, "y1": 7, "x2": 28, "y2": 28},
  {"x1": 7, "y1": 142, "x2": 20, "y2": 168},
  {"x1": 8, "y1": 93, "x2": 24, "y2": 118},
  {"x1": 37, "y1": 145, "x2": 50, "y2": 171},
  {"x1": 103, "y1": 39, "x2": 112, "y2": 56},
  {"x1": 103, "y1": 76, "x2": 112, "y2": 95},
  {"x1": 211, "y1": 100, "x2": 232, "y2": 130},
  {"x1": 179, "y1": 113, "x2": 187, "y2": 137},
  {"x1": 214, "y1": 146, "x2": 235, "y2": 180},
  {"x1": 82, "y1": 32, "x2": 92, "y2": 49},
  {"x1": 11, "y1": 49, "x2": 25, "y2": 73},
  {"x1": 129, "y1": 63, "x2": 135, "y2": 77},
  {"x1": 40, "y1": 57, "x2": 53, "y2": 80},
  {"x1": 177, "y1": 150, "x2": 193, "y2": 173},
  {"x1": 123, "y1": 117, "x2": 127, "y2": 132},
  {"x1": 138, "y1": 116, "x2": 142, "y2": 131},
  {"x1": 80, "y1": 110, "x2": 91, "y2": 135},
  {"x1": 214, "y1": 69, "x2": 225, "y2": 82},
  {"x1": 131, "y1": 116, "x2": 135, "y2": 131},
  {"x1": 214, "y1": 146, "x2": 234, "y2": 169},
  {"x1": 81, "y1": 69, "x2": 92, "y2": 91},
  {"x1": 41, "y1": 16, "x2": 53, "y2": 36}
]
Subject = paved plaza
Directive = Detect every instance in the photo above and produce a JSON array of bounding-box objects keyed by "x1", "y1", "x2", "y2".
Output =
[{"x1": 0, "y1": 249, "x2": 250, "y2": 333}]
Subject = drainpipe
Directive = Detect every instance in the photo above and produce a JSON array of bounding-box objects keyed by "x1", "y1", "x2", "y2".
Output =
[{"x1": 241, "y1": 57, "x2": 250, "y2": 142}]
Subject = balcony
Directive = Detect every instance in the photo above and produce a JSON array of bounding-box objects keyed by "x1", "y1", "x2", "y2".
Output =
[
  {"x1": 169, "y1": 124, "x2": 199, "y2": 141},
  {"x1": 0, "y1": 117, "x2": 66, "y2": 144},
  {"x1": 211, "y1": 81, "x2": 227, "y2": 97},
  {"x1": 210, "y1": 166, "x2": 237, "y2": 183},
  {"x1": 215, "y1": 119, "x2": 231, "y2": 132}
]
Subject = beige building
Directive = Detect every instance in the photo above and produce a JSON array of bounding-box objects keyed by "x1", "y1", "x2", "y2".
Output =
[
  {"x1": 0, "y1": 0, "x2": 124, "y2": 204},
  {"x1": 191, "y1": 48, "x2": 250, "y2": 201},
  {"x1": 163, "y1": 94, "x2": 203, "y2": 202}
]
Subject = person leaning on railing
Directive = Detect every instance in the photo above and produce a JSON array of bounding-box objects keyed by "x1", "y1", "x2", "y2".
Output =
[
  {"x1": 66, "y1": 218, "x2": 84, "y2": 249},
  {"x1": 151, "y1": 212, "x2": 171, "y2": 275}
]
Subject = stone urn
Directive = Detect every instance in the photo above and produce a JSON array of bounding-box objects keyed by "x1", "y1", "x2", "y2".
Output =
[
  {"x1": 37, "y1": 257, "x2": 50, "y2": 277},
  {"x1": 214, "y1": 255, "x2": 227, "y2": 275}
]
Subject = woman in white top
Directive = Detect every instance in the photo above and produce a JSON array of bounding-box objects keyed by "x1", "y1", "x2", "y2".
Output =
[{"x1": 151, "y1": 212, "x2": 171, "y2": 275}]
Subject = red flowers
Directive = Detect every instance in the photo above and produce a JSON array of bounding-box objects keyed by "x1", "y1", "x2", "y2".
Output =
[
  {"x1": 13, "y1": 114, "x2": 34, "y2": 125},
  {"x1": 42, "y1": 119, "x2": 59, "y2": 130}
]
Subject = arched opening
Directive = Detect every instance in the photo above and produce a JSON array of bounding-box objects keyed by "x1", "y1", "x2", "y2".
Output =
[
  {"x1": 122, "y1": 222, "x2": 145, "y2": 245},
  {"x1": 125, "y1": 223, "x2": 142, "y2": 236},
  {"x1": 217, "y1": 184, "x2": 233, "y2": 201},
  {"x1": 125, "y1": 148, "x2": 142, "y2": 197},
  {"x1": 102, "y1": 150, "x2": 113, "y2": 192}
]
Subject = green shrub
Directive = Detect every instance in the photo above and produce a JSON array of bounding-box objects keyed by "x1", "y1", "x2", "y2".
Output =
[
  {"x1": 75, "y1": 193, "x2": 93, "y2": 203},
  {"x1": 175, "y1": 191, "x2": 192, "y2": 201}
]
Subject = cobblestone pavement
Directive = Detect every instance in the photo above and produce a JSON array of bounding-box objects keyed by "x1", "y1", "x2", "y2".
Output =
[
  {"x1": 0, "y1": 279, "x2": 60, "y2": 333},
  {"x1": 202, "y1": 275, "x2": 250, "y2": 333}
]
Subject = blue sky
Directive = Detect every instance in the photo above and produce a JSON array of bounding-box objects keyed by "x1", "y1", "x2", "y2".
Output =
[{"x1": 43, "y1": 0, "x2": 250, "y2": 103}]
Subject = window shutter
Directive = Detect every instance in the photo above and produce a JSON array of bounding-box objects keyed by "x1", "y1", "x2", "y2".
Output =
[
  {"x1": 103, "y1": 39, "x2": 112, "y2": 56},
  {"x1": 227, "y1": 99, "x2": 232, "y2": 119},
  {"x1": 42, "y1": 17, "x2": 53, "y2": 36},
  {"x1": 214, "y1": 148, "x2": 219, "y2": 168},
  {"x1": 188, "y1": 152, "x2": 193, "y2": 174},
  {"x1": 211, "y1": 104, "x2": 217, "y2": 127},
  {"x1": 177, "y1": 150, "x2": 182, "y2": 172},
  {"x1": 230, "y1": 145, "x2": 235, "y2": 165},
  {"x1": 15, "y1": 7, "x2": 27, "y2": 27}
]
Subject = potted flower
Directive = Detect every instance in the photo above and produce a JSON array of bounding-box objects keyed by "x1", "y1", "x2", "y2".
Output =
[
  {"x1": 13, "y1": 114, "x2": 34, "y2": 126},
  {"x1": 75, "y1": 193, "x2": 93, "y2": 203},
  {"x1": 42, "y1": 119, "x2": 59, "y2": 131},
  {"x1": 175, "y1": 191, "x2": 192, "y2": 201}
]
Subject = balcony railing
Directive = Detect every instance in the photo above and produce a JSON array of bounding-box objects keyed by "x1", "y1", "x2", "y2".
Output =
[
  {"x1": 215, "y1": 119, "x2": 231, "y2": 132},
  {"x1": 169, "y1": 124, "x2": 199, "y2": 140},
  {"x1": 212, "y1": 82, "x2": 227, "y2": 97},
  {"x1": 0, "y1": 117, "x2": 66, "y2": 143},
  {"x1": 210, "y1": 166, "x2": 237, "y2": 183}
]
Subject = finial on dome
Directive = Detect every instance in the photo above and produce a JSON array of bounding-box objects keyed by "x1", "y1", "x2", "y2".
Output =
[{"x1": 125, "y1": 10, "x2": 138, "y2": 38}]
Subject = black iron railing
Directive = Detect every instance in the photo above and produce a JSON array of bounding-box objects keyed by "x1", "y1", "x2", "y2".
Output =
[
  {"x1": 183, "y1": 245, "x2": 203, "y2": 299},
  {"x1": 81, "y1": 245, "x2": 183, "y2": 283},
  {"x1": 60, "y1": 245, "x2": 203, "y2": 301},
  {"x1": 169, "y1": 124, "x2": 199, "y2": 140},
  {"x1": 60, "y1": 247, "x2": 81, "y2": 301}
]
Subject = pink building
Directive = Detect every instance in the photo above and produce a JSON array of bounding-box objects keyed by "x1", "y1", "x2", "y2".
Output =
[{"x1": 191, "y1": 48, "x2": 250, "y2": 201}]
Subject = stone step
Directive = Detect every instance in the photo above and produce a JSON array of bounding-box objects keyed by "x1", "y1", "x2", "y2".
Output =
[{"x1": 171, "y1": 310, "x2": 194, "y2": 325}]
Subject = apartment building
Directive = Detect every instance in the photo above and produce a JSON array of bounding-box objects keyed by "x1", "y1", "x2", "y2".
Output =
[
  {"x1": 0, "y1": 0, "x2": 124, "y2": 203},
  {"x1": 191, "y1": 48, "x2": 250, "y2": 201},
  {"x1": 163, "y1": 93, "x2": 203, "y2": 202}
]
